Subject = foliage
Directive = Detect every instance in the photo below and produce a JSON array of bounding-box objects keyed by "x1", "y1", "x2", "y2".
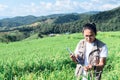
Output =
[
  {"x1": 90, "y1": 6, "x2": 120, "y2": 31},
  {"x1": 54, "y1": 14, "x2": 80, "y2": 24},
  {"x1": 0, "y1": 32, "x2": 120, "y2": 80},
  {"x1": 0, "y1": 31, "x2": 30, "y2": 42}
]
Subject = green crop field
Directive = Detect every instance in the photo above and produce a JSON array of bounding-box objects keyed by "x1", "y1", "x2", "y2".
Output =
[{"x1": 0, "y1": 31, "x2": 120, "y2": 80}]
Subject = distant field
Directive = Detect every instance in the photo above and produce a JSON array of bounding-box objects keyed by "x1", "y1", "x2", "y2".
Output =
[{"x1": 0, "y1": 31, "x2": 120, "y2": 80}]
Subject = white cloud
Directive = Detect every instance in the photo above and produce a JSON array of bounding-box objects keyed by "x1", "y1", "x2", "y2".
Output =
[
  {"x1": 10, "y1": 2, "x2": 40, "y2": 16},
  {"x1": 78, "y1": 0, "x2": 120, "y2": 11},
  {"x1": 38, "y1": 0, "x2": 80, "y2": 13},
  {"x1": 99, "y1": 4, "x2": 120, "y2": 11},
  {"x1": 0, "y1": 4, "x2": 8, "y2": 11},
  {"x1": 10, "y1": 0, "x2": 83, "y2": 16},
  {"x1": 90, "y1": 0, "x2": 120, "y2": 11},
  {"x1": 1, "y1": 0, "x2": 120, "y2": 17},
  {"x1": 54, "y1": 0, "x2": 74, "y2": 10},
  {"x1": 42, "y1": 0, "x2": 84, "y2": 14},
  {"x1": 91, "y1": 0, "x2": 101, "y2": 3},
  {"x1": 80, "y1": 2, "x2": 94, "y2": 11},
  {"x1": 91, "y1": 0, "x2": 120, "y2": 4}
]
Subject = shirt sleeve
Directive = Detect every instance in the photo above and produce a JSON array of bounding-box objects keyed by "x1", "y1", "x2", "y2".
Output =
[{"x1": 100, "y1": 45, "x2": 108, "y2": 57}]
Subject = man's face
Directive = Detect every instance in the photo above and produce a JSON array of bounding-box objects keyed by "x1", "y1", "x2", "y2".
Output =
[{"x1": 83, "y1": 29, "x2": 96, "y2": 43}]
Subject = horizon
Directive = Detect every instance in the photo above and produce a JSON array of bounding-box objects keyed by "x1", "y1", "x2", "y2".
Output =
[
  {"x1": 0, "y1": 11, "x2": 100, "y2": 19},
  {"x1": 0, "y1": 0, "x2": 120, "y2": 19}
]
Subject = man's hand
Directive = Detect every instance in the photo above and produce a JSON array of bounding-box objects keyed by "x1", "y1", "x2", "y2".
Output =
[
  {"x1": 83, "y1": 65, "x2": 93, "y2": 71},
  {"x1": 70, "y1": 54, "x2": 77, "y2": 63},
  {"x1": 88, "y1": 64, "x2": 92, "y2": 69},
  {"x1": 95, "y1": 57, "x2": 106, "y2": 69},
  {"x1": 83, "y1": 66, "x2": 89, "y2": 71}
]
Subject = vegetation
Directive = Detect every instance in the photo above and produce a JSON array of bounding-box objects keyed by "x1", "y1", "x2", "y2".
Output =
[
  {"x1": 54, "y1": 14, "x2": 80, "y2": 24},
  {"x1": 90, "y1": 6, "x2": 120, "y2": 31},
  {"x1": 0, "y1": 32, "x2": 120, "y2": 80},
  {"x1": 0, "y1": 6, "x2": 119, "y2": 43}
]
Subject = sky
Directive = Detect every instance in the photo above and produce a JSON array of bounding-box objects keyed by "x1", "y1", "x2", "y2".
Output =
[{"x1": 0, "y1": 0, "x2": 120, "y2": 18}]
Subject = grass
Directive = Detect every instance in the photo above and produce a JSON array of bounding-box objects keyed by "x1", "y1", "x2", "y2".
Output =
[{"x1": 0, "y1": 31, "x2": 120, "y2": 80}]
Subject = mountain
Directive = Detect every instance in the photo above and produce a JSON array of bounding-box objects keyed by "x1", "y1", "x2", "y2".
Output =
[
  {"x1": 82, "y1": 11, "x2": 100, "y2": 15},
  {"x1": 0, "y1": 6, "x2": 120, "y2": 42},
  {"x1": 0, "y1": 15, "x2": 39, "y2": 27},
  {"x1": 0, "y1": 12, "x2": 98, "y2": 28},
  {"x1": 90, "y1": 6, "x2": 120, "y2": 22},
  {"x1": 54, "y1": 13, "x2": 80, "y2": 24},
  {"x1": 0, "y1": 14, "x2": 58, "y2": 28},
  {"x1": 89, "y1": 6, "x2": 120, "y2": 31},
  {"x1": 0, "y1": 6, "x2": 119, "y2": 31},
  {"x1": 0, "y1": 16, "x2": 11, "y2": 19}
]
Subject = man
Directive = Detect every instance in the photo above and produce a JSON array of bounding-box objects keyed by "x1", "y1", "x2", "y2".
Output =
[{"x1": 70, "y1": 23, "x2": 108, "y2": 80}]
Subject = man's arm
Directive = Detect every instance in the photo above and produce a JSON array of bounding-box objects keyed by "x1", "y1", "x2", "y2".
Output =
[
  {"x1": 87, "y1": 57, "x2": 106, "y2": 70},
  {"x1": 96, "y1": 57, "x2": 106, "y2": 68}
]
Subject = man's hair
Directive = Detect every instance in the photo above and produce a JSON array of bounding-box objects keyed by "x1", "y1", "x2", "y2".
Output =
[{"x1": 82, "y1": 23, "x2": 97, "y2": 35}]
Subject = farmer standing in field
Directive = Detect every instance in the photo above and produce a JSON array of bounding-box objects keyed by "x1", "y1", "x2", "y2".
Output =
[{"x1": 70, "y1": 23, "x2": 108, "y2": 80}]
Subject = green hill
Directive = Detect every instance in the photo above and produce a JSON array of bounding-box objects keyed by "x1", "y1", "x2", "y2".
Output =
[
  {"x1": 0, "y1": 15, "x2": 38, "y2": 27},
  {"x1": 0, "y1": 14, "x2": 65, "y2": 28},
  {"x1": 90, "y1": 6, "x2": 120, "y2": 31},
  {"x1": 90, "y1": 6, "x2": 120, "y2": 22}
]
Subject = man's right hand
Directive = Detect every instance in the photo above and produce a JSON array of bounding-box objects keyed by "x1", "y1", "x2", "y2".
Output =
[{"x1": 70, "y1": 54, "x2": 77, "y2": 63}]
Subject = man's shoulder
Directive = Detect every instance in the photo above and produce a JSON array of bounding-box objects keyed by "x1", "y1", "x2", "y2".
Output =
[
  {"x1": 78, "y1": 39, "x2": 85, "y2": 44},
  {"x1": 79, "y1": 39, "x2": 85, "y2": 43},
  {"x1": 95, "y1": 39, "x2": 106, "y2": 48}
]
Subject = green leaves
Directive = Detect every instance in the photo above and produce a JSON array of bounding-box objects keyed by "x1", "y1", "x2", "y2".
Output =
[{"x1": 0, "y1": 32, "x2": 120, "y2": 79}]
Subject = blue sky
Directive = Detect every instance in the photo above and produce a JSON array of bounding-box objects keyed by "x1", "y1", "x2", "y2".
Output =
[{"x1": 0, "y1": 0, "x2": 120, "y2": 18}]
